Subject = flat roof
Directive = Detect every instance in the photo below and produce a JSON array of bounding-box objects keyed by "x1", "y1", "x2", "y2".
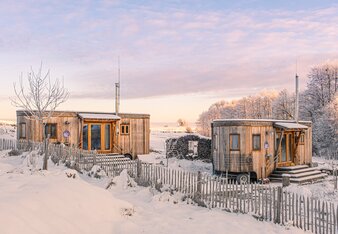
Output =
[
  {"x1": 212, "y1": 119, "x2": 312, "y2": 128},
  {"x1": 16, "y1": 110, "x2": 150, "y2": 118},
  {"x1": 78, "y1": 113, "x2": 121, "y2": 120},
  {"x1": 274, "y1": 122, "x2": 308, "y2": 129},
  {"x1": 213, "y1": 119, "x2": 311, "y2": 123}
]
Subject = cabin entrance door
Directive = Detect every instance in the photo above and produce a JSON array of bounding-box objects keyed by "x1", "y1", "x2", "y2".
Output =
[{"x1": 276, "y1": 132, "x2": 294, "y2": 167}]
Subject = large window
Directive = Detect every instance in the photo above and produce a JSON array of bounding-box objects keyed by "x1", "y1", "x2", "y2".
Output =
[
  {"x1": 121, "y1": 124, "x2": 130, "y2": 135},
  {"x1": 252, "y1": 134, "x2": 261, "y2": 150},
  {"x1": 83, "y1": 124, "x2": 88, "y2": 150},
  {"x1": 45, "y1": 124, "x2": 57, "y2": 139},
  {"x1": 230, "y1": 134, "x2": 240, "y2": 151},
  {"x1": 19, "y1": 123, "x2": 26, "y2": 139},
  {"x1": 105, "y1": 124, "x2": 111, "y2": 150}
]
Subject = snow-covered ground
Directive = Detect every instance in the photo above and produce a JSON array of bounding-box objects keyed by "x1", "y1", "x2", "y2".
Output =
[
  {"x1": 0, "y1": 120, "x2": 16, "y2": 139},
  {"x1": 138, "y1": 130, "x2": 212, "y2": 174}
]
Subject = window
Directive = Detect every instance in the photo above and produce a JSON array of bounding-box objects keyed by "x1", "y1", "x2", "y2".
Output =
[
  {"x1": 83, "y1": 124, "x2": 88, "y2": 150},
  {"x1": 230, "y1": 134, "x2": 240, "y2": 151},
  {"x1": 252, "y1": 134, "x2": 261, "y2": 150},
  {"x1": 45, "y1": 124, "x2": 57, "y2": 139},
  {"x1": 121, "y1": 124, "x2": 130, "y2": 135},
  {"x1": 105, "y1": 124, "x2": 111, "y2": 150},
  {"x1": 19, "y1": 123, "x2": 26, "y2": 139}
]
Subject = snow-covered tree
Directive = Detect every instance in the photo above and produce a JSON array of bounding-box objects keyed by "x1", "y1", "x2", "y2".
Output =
[{"x1": 11, "y1": 64, "x2": 69, "y2": 170}]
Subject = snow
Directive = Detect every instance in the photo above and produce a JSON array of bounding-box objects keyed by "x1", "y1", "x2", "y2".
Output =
[
  {"x1": 0, "y1": 134, "x2": 304, "y2": 234},
  {"x1": 139, "y1": 130, "x2": 212, "y2": 174},
  {"x1": 0, "y1": 120, "x2": 16, "y2": 139},
  {"x1": 78, "y1": 113, "x2": 120, "y2": 120},
  {"x1": 274, "y1": 122, "x2": 308, "y2": 129}
]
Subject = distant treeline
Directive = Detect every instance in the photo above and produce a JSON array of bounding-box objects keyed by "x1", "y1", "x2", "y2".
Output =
[{"x1": 197, "y1": 62, "x2": 338, "y2": 156}]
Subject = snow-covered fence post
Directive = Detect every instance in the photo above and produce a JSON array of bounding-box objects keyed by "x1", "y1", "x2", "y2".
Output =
[
  {"x1": 195, "y1": 171, "x2": 202, "y2": 204},
  {"x1": 136, "y1": 160, "x2": 142, "y2": 180},
  {"x1": 43, "y1": 135, "x2": 50, "y2": 170},
  {"x1": 334, "y1": 169, "x2": 338, "y2": 190},
  {"x1": 275, "y1": 187, "x2": 282, "y2": 224}
]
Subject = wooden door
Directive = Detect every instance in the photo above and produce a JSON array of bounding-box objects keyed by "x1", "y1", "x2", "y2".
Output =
[{"x1": 276, "y1": 132, "x2": 294, "y2": 167}]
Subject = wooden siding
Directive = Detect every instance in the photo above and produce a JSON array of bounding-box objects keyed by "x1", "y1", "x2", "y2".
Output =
[
  {"x1": 16, "y1": 110, "x2": 150, "y2": 158},
  {"x1": 212, "y1": 120, "x2": 312, "y2": 179}
]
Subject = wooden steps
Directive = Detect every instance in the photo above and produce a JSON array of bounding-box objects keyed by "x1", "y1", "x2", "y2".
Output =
[{"x1": 269, "y1": 165, "x2": 328, "y2": 184}]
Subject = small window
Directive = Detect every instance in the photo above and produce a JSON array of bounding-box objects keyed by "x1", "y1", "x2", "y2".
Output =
[
  {"x1": 19, "y1": 123, "x2": 26, "y2": 139},
  {"x1": 121, "y1": 124, "x2": 130, "y2": 135},
  {"x1": 45, "y1": 123, "x2": 57, "y2": 139},
  {"x1": 230, "y1": 134, "x2": 240, "y2": 151},
  {"x1": 252, "y1": 134, "x2": 261, "y2": 150}
]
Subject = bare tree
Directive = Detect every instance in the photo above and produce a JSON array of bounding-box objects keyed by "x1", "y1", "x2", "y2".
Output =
[{"x1": 11, "y1": 64, "x2": 69, "y2": 170}]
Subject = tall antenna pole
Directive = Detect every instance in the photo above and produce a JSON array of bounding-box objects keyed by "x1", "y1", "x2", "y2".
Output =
[
  {"x1": 115, "y1": 56, "x2": 120, "y2": 116},
  {"x1": 295, "y1": 61, "x2": 299, "y2": 123}
]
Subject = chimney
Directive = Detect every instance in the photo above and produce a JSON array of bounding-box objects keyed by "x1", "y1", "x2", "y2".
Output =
[
  {"x1": 295, "y1": 73, "x2": 299, "y2": 122},
  {"x1": 115, "y1": 57, "x2": 120, "y2": 116}
]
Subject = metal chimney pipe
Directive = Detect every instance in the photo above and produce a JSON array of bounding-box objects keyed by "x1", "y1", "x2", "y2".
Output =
[{"x1": 295, "y1": 74, "x2": 299, "y2": 122}]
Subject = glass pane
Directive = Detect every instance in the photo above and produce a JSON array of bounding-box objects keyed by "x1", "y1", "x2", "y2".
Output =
[
  {"x1": 51, "y1": 124, "x2": 57, "y2": 138},
  {"x1": 20, "y1": 124, "x2": 26, "y2": 138},
  {"x1": 105, "y1": 124, "x2": 111, "y2": 150},
  {"x1": 281, "y1": 135, "x2": 287, "y2": 162},
  {"x1": 91, "y1": 124, "x2": 101, "y2": 150},
  {"x1": 126, "y1": 125, "x2": 129, "y2": 134},
  {"x1": 253, "y1": 135, "x2": 260, "y2": 150},
  {"x1": 288, "y1": 135, "x2": 292, "y2": 161},
  {"x1": 121, "y1": 125, "x2": 125, "y2": 134},
  {"x1": 83, "y1": 124, "x2": 88, "y2": 150},
  {"x1": 231, "y1": 135, "x2": 239, "y2": 150}
]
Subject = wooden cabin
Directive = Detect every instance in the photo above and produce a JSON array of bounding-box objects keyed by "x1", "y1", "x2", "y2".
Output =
[
  {"x1": 16, "y1": 110, "x2": 150, "y2": 158},
  {"x1": 212, "y1": 119, "x2": 312, "y2": 182}
]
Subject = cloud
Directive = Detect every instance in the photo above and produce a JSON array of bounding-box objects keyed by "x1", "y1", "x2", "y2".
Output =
[{"x1": 1, "y1": 1, "x2": 338, "y2": 101}]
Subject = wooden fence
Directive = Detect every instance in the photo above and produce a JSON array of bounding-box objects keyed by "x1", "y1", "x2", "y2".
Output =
[{"x1": 1, "y1": 138, "x2": 337, "y2": 234}]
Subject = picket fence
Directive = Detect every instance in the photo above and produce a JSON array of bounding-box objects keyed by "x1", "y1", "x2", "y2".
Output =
[{"x1": 1, "y1": 138, "x2": 337, "y2": 234}]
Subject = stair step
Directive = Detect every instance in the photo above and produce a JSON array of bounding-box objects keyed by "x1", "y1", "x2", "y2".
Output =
[
  {"x1": 275, "y1": 165, "x2": 309, "y2": 171},
  {"x1": 270, "y1": 170, "x2": 322, "y2": 179},
  {"x1": 269, "y1": 173, "x2": 328, "y2": 183},
  {"x1": 272, "y1": 167, "x2": 317, "y2": 174},
  {"x1": 290, "y1": 173, "x2": 328, "y2": 183}
]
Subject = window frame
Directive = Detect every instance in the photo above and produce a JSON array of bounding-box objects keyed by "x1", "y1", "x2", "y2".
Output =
[
  {"x1": 252, "y1": 134, "x2": 261, "y2": 151},
  {"x1": 120, "y1": 124, "x2": 130, "y2": 135},
  {"x1": 19, "y1": 123, "x2": 26, "y2": 139},
  {"x1": 45, "y1": 123, "x2": 57, "y2": 139},
  {"x1": 229, "y1": 133, "x2": 240, "y2": 151}
]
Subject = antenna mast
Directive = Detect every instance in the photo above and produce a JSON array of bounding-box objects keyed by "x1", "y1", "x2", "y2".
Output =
[{"x1": 115, "y1": 56, "x2": 120, "y2": 116}]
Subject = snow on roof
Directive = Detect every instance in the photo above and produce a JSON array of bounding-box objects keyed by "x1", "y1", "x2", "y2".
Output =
[
  {"x1": 274, "y1": 122, "x2": 308, "y2": 129},
  {"x1": 78, "y1": 113, "x2": 120, "y2": 120},
  {"x1": 213, "y1": 119, "x2": 311, "y2": 123}
]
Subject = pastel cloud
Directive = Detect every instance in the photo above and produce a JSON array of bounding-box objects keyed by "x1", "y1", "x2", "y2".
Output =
[{"x1": 0, "y1": 1, "x2": 338, "y2": 101}]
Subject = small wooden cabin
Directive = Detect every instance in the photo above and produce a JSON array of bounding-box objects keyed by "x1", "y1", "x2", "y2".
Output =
[
  {"x1": 212, "y1": 119, "x2": 312, "y2": 181},
  {"x1": 16, "y1": 110, "x2": 150, "y2": 158}
]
